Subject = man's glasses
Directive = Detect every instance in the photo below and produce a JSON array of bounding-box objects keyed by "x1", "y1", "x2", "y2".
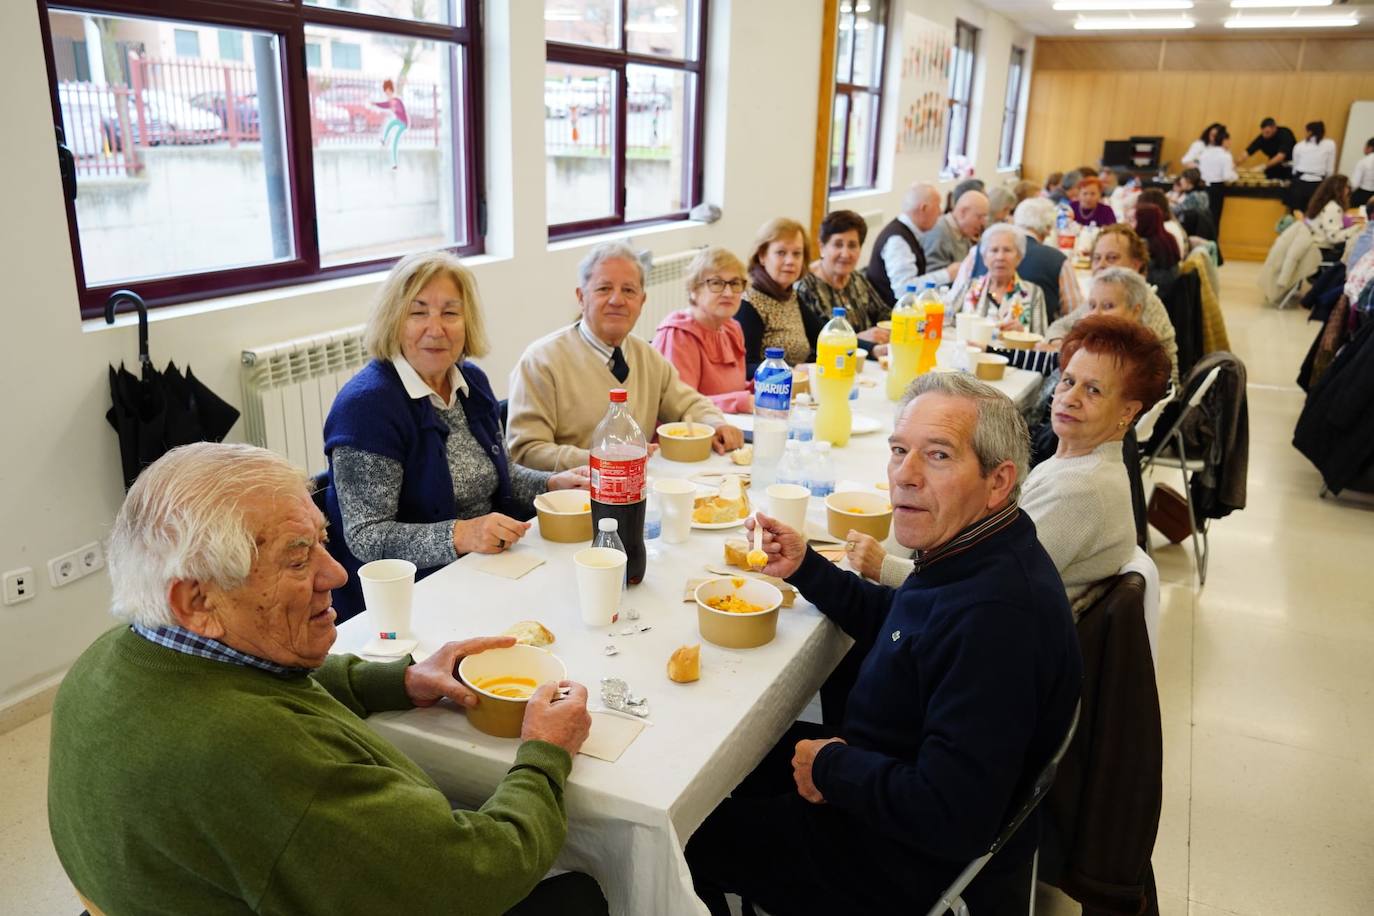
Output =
[{"x1": 698, "y1": 277, "x2": 746, "y2": 294}]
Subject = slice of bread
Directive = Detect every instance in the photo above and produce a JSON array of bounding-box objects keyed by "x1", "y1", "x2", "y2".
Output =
[{"x1": 503, "y1": 620, "x2": 555, "y2": 648}]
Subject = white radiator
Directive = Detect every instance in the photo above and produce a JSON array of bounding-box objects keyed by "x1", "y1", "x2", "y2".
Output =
[
  {"x1": 636, "y1": 246, "x2": 706, "y2": 341},
  {"x1": 240, "y1": 325, "x2": 369, "y2": 476}
]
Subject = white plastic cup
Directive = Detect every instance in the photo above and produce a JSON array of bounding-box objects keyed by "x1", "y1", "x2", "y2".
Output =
[
  {"x1": 970, "y1": 318, "x2": 995, "y2": 348},
  {"x1": 766, "y1": 483, "x2": 810, "y2": 532},
  {"x1": 358, "y1": 559, "x2": 417, "y2": 639},
  {"x1": 653, "y1": 477, "x2": 697, "y2": 544},
  {"x1": 574, "y1": 547, "x2": 627, "y2": 626}
]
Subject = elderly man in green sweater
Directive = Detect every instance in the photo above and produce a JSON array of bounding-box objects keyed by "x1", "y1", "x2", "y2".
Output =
[{"x1": 48, "y1": 442, "x2": 605, "y2": 916}]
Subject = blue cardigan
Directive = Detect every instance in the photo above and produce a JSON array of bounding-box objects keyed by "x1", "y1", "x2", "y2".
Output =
[
  {"x1": 787, "y1": 510, "x2": 1082, "y2": 900},
  {"x1": 322, "y1": 359, "x2": 518, "y2": 621}
]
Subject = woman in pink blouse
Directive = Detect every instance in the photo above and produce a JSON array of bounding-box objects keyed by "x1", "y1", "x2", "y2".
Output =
[{"x1": 652, "y1": 247, "x2": 753, "y2": 413}]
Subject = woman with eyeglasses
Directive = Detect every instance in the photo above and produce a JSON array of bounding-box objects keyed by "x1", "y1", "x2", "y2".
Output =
[
  {"x1": 794, "y1": 209, "x2": 892, "y2": 358},
  {"x1": 652, "y1": 247, "x2": 754, "y2": 412}
]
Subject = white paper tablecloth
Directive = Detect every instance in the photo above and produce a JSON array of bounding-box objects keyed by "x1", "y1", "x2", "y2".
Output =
[{"x1": 332, "y1": 364, "x2": 1041, "y2": 915}]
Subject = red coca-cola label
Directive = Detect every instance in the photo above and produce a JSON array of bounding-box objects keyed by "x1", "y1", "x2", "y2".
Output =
[{"x1": 590, "y1": 455, "x2": 646, "y2": 504}]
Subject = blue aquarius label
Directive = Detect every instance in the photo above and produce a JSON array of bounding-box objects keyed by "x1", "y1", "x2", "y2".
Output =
[{"x1": 754, "y1": 367, "x2": 793, "y2": 412}]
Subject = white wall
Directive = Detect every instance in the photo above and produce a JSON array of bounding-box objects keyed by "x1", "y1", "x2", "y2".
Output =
[{"x1": 0, "y1": 0, "x2": 1029, "y2": 707}]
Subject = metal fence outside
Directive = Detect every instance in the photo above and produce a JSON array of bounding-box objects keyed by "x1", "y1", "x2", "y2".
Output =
[
  {"x1": 60, "y1": 53, "x2": 443, "y2": 178},
  {"x1": 544, "y1": 84, "x2": 676, "y2": 159}
]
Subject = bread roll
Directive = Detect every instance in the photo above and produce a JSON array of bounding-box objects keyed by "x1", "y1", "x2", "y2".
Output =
[
  {"x1": 667, "y1": 644, "x2": 700, "y2": 683},
  {"x1": 724, "y1": 538, "x2": 750, "y2": 569},
  {"x1": 503, "y1": 620, "x2": 555, "y2": 648}
]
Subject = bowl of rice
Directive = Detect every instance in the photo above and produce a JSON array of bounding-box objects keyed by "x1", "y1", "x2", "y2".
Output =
[{"x1": 694, "y1": 576, "x2": 783, "y2": 649}]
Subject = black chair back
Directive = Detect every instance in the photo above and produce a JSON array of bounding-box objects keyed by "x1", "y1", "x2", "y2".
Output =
[{"x1": 309, "y1": 471, "x2": 329, "y2": 516}]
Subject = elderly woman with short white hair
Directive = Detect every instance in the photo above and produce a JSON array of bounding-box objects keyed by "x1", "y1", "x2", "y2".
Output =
[
  {"x1": 323, "y1": 250, "x2": 589, "y2": 621},
  {"x1": 947, "y1": 221, "x2": 1048, "y2": 335}
]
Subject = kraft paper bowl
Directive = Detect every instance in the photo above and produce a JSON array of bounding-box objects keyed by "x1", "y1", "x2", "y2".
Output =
[
  {"x1": 694, "y1": 576, "x2": 783, "y2": 649},
  {"x1": 1000, "y1": 330, "x2": 1042, "y2": 350},
  {"x1": 534, "y1": 489, "x2": 593, "y2": 543},
  {"x1": 458, "y1": 645, "x2": 567, "y2": 738},
  {"x1": 973, "y1": 353, "x2": 1009, "y2": 381},
  {"x1": 826, "y1": 491, "x2": 893, "y2": 542},
  {"x1": 657, "y1": 422, "x2": 714, "y2": 463}
]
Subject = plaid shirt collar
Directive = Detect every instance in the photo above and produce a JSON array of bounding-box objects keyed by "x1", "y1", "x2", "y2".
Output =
[
  {"x1": 910, "y1": 500, "x2": 1020, "y2": 575},
  {"x1": 132, "y1": 624, "x2": 311, "y2": 677}
]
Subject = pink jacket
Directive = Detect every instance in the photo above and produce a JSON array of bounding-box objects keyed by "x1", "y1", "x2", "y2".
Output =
[{"x1": 652, "y1": 310, "x2": 752, "y2": 414}]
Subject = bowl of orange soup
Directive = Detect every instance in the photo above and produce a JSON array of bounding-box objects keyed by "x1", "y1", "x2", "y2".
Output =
[
  {"x1": 825, "y1": 491, "x2": 893, "y2": 542},
  {"x1": 458, "y1": 645, "x2": 567, "y2": 738},
  {"x1": 533, "y1": 489, "x2": 593, "y2": 543}
]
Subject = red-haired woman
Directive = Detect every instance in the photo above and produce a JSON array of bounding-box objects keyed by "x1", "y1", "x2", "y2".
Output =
[
  {"x1": 1134, "y1": 202, "x2": 1181, "y2": 270},
  {"x1": 1070, "y1": 176, "x2": 1117, "y2": 227}
]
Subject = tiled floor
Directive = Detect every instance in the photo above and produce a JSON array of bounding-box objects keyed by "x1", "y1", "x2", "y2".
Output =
[{"x1": 4, "y1": 261, "x2": 1372, "y2": 915}]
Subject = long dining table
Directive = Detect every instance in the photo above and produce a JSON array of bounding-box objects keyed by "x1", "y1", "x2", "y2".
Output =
[{"x1": 332, "y1": 362, "x2": 1041, "y2": 915}]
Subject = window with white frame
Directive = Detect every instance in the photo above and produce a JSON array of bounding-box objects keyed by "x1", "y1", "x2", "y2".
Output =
[
  {"x1": 998, "y1": 45, "x2": 1025, "y2": 170},
  {"x1": 944, "y1": 20, "x2": 978, "y2": 172},
  {"x1": 829, "y1": 0, "x2": 889, "y2": 192}
]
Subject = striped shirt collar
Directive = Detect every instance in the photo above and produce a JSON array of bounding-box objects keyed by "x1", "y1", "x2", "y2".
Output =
[
  {"x1": 132, "y1": 624, "x2": 311, "y2": 677},
  {"x1": 576, "y1": 320, "x2": 617, "y2": 365},
  {"x1": 910, "y1": 500, "x2": 1020, "y2": 574}
]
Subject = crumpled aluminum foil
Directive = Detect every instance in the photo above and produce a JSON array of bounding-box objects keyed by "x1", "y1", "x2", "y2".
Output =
[{"x1": 600, "y1": 676, "x2": 650, "y2": 717}]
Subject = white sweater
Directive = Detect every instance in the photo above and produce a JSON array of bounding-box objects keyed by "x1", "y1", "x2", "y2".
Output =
[{"x1": 878, "y1": 440, "x2": 1137, "y2": 603}]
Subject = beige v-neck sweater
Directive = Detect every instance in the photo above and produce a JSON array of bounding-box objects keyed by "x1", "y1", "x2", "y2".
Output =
[{"x1": 507, "y1": 323, "x2": 725, "y2": 471}]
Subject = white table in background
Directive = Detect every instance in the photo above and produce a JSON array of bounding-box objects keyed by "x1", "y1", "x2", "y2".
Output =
[{"x1": 332, "y1": 363, "x2": 1041, "y2": 916}]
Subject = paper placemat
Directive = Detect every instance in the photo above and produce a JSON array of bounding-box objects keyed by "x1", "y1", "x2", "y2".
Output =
[
  {"x1": 580, "y1": 710, "x2": 647, "y2": 763},
  {"x1": 468, "y1": 549, "x2": 546, "y2": 580},
  {"x1": 360, "y1": 637, "x2": 417, "y2": 659}
]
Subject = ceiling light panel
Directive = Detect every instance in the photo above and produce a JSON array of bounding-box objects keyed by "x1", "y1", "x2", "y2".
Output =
[
  {"x1": 1224, "y1": 13, "x2": 1357, "y2": 26},
  {"x1": 1231, "y1": 0, "x2": 1332, "y2": 6},
  {"x1": 1073, "y1": 15, "x2": 1196, "y2": 29},
  {"x1": 1055, "y1": 0, "x2": 1192, "y2": 10}
]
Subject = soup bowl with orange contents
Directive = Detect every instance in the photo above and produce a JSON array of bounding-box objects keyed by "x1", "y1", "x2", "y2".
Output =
[
  {"x1": 694, "y1": 576, "x2": 784, "y2": 649},
  {"x1": 825, "y1": 491, "x2": 893, "y2": 542},
  {"x1": 458, "y1": 644, "x2": 568, "y2": 738},
  {"x1": 533, "y1": 489, "x2": 593, "y2": 543}
]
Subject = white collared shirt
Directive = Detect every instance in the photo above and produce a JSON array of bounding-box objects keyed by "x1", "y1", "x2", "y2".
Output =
[
  {"x1": 576, "y1": 320, "x2": 619, "y2": 370},
  {"x1": 880, "y1": 212, "x2": 925, "y2": 296},
  {"x1": 394, "y1": 354, "x2": 467, "y2": 410},
  {"x1": 1290, "y1": 138, "x2": 1336, "y2": 181}
]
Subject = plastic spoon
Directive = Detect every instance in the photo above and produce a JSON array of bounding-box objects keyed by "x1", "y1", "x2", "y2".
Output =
[{"x1": 747, "y1": 513, "x2": 768, "y2": 570}]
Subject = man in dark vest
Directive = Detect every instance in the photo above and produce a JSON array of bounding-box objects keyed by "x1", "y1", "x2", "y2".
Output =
[
  {"x1": 866, "y1": 182, "x2": 941, "y2": 306},
  {"x1": 966, "y1": 196, "x2": 1080, "y2": 322}
]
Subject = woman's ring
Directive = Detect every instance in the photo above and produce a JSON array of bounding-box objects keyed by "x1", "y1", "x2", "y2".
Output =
[
  {"x1": 497, "y1": 538, "x2": 507, "y2": 550},
  {"x1": 845, "y1": 540, "x2": 856, "y2": 552}
]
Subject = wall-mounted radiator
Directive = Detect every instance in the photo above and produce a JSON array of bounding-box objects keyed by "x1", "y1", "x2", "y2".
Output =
[
  {"x1": 240, "y1": 325, "x2": 369, "y2": 476},
  {"x1": 636, "y1": 246, "x2": 706, "y2": 341}
]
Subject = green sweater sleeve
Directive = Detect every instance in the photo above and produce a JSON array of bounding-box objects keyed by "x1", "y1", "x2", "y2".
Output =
[
  {"x1": 310, "y1": 654, "x2": 414, "y2": 717},
  {"x1": 258, "y1": 740, "x2": 573, "y2": 916}
]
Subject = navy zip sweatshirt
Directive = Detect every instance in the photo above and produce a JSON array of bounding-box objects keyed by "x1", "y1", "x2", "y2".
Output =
[{"x1": 789, "y1": 508, "x2": 1082, "y2": 886}]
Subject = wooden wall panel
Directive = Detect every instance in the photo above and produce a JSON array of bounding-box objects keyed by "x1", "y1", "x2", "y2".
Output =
[
  {"x1": 1302, "y1": 39, "x2": 1374, "y2": 72},
  {"x1": 1036, "y1": 39, "x2": 1162, "y2": 72},
  {"x1": 1022, "y1": 43, "x2": 1374, "y2": 182},
  {"x1": 1161, "y1": 39, "x2": 1300, "y2": 72}
]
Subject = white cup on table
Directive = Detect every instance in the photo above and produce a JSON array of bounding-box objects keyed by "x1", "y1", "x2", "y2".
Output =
[
  {"x1": 766, "y1": 483, "x2": 810, "y2": 533},
  {"x1": 358, "y1": 559, "x2": 417, "y2": 639},
  {"x1": 574, "y1": 547, "x2": 627, "y2": 626},
  {"x1": 653, "y1": 478, "x2": 697, "y2": 544}
]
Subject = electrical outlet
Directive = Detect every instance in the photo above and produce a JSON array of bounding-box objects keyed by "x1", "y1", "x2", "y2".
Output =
[
  {"x1": 3, "y1": 568, "x2": 35, "y2": 606},
  {"x1": 48, "y1": 542, "x2": 106, "y2": 589}
]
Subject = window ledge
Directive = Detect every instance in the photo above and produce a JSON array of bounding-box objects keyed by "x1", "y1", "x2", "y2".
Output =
[
  {"x1": 83, "y1": 251, "x2": 512, "y2": 334},
  {"x1": 547, "y1": 218, "x2": 709, "y2": 254},
  {"x1": 829, "y1": 187, "x2": 886, "y2": 202}
]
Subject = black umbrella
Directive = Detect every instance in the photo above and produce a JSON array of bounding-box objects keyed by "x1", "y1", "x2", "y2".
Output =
[{"x1": 105, "y1": 290, "x2": 240, "y2": 489}]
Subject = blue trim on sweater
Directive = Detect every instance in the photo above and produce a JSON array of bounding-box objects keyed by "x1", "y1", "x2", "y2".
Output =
[{"x1": 322, "y1": 359, "x2": 516, "y2": 620}]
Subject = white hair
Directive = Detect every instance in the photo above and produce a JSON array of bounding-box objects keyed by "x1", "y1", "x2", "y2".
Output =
[
  {"x1": 901, "y1": 182, "x2": 939, "y2": 214},
  {"x1": 1091, "y1": 266, "x2": 1150, "y2": 311},
  {"x1": 987, "y1": 186, "x2": 1016, "y2": 218},
  {"x1": 979, "y1": 221, "x2": 1026, "y2": 258},
  {"x1": 577, "y1": 242, "x2": 647, "y2": 290},
  {"x1": 1014, "y1": 197, "x2": 1058, "y2": 237},
  {"x1": 899, "y1": 372, "x2": 1030, "y2": 501},
  {"x1": 107, "y1": 443, "x2": 307, "y2": 628}
]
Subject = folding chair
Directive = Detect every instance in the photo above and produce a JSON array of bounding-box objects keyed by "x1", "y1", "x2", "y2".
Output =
[
  {"x1": 1133, "y1": 385, "x2": 1175, "y2": 446},
  {"x1": 1143, "y1": 365, "x2": 1224, "y2": 585},
  {"x1": 925, "y1": 702, "x2": 1081, "y2": 916}
]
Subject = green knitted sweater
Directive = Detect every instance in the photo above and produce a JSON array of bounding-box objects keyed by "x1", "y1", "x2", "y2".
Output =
[{"x1": 49, "y1": 627, "x2": 572, "y2": 915}]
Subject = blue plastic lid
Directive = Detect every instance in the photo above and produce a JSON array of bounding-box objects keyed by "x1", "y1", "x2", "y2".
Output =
[
  {"x1": 764, "y1": 347, "x2": 785, "y2": 359},
  {"x1": 832, "y1": 307, "x2": 846, "y2": 317},
  {"x1": 905, "y1": 283, "x2": 918, "y2": 293}
]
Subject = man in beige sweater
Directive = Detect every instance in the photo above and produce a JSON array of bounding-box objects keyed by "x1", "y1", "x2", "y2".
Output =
[{"x1": 508, "y1": 243, "x2": 744, "y2": 471}]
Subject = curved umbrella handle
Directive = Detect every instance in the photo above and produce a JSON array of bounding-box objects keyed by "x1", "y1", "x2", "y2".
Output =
[{"x1": 105, "y1": 289, "x2": 150, "y2": 368}]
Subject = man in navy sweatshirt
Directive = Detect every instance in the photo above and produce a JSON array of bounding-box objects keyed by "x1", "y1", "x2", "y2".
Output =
[{"x1": 687, "y1": 373, "x2": 1083, "y2": 916}]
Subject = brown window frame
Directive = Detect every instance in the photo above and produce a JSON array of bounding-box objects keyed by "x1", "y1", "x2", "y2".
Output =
[
  {"x1": 828, "y1": 0, "x2": 889, "y2": 193},
  {"x1": 944, "y1": 18, "x2": 978, "y2": 171},
  {"x1": 545, "y1": 0, "x2": 709, "y2": 241},
  {"x1": 37, "y1": 0, "x2": 484, "y2": 320}
]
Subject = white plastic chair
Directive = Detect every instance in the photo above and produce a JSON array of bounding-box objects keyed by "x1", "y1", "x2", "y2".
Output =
[{"x1": 1143, "y1": 365, "x2": 1224, "y2": 585}]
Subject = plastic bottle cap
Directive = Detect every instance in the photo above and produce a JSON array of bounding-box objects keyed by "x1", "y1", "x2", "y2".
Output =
[
  {"x1": 832, "y1": 307, "x2": 846, "y2": 318},
  {"x1": 764, "y1": 347, "x2": 785, "y2": 359},
  {"x1": 905, "y1": 283, "x2": 918, "y2": 293},
  {"x1": 598, "y1": 518, "x2": 619, "y2": 532},
  {"x1": 608, "y1": 389, "x2": 628, "y2": 403}
]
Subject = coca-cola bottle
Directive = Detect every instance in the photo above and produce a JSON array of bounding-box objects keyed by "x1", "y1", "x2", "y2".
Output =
[{"x1": 589, "y1": 388, "x2": 648, "y2": 584}]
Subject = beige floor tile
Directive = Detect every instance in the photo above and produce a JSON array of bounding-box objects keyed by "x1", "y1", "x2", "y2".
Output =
[
  {"x1": 0, "y1": 716, "x2": 73, "y2": 916},
  {"x1": 1189, "y1": 901, "x2": 1247, "y2": 916}
]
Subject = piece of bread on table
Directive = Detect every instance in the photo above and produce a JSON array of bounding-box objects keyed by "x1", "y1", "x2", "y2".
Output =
[
  {"x1": 724, "y1": 538, "x2": 752, "y2": 570},
  {"x1": 667, "y1": 644, "x2": 700, "y2": 683},
  {"x1": 730, "y1": 445, "x2": 753, "y2": 466},
  {"x1": 503, "y1": 620, "x2": 555, "y2": 647}
]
